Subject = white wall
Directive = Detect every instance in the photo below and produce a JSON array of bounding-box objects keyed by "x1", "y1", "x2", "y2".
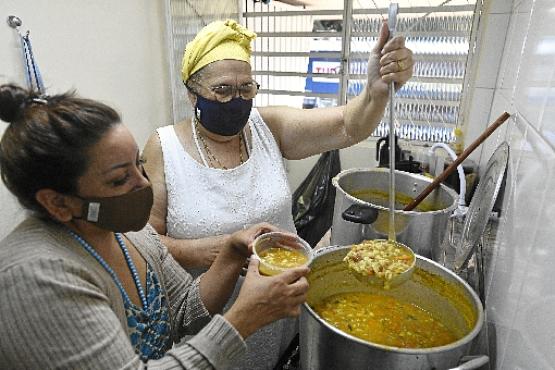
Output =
[
  {"x1": 464, "y1": 0, "x2": 555, "y2": 368},
  {"x1": 0, "y1": 0, "x2": 172, "y2": 239}
]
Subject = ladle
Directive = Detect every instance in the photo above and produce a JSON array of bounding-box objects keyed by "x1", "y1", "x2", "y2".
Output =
[
  {"x1": 348, "y1": 4, "x2": 415, "y2": 289},
  {"x1": 347, "y1": 239, "x2": 416, "y2": 289}
]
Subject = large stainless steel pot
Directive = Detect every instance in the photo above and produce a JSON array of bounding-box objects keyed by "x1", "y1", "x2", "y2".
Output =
[
  {"x1": 331, "y1": 168, "x2": 458, "y2": 258},
  {"x1": 300, "y1": 245, "x2": 485, "y2": 370}
]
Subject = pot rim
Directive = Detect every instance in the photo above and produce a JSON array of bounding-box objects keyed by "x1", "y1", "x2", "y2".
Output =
[
  {"x1": 331, "y1": 167, "x2": 459, "y2": 216},
  {"x1": 302, "y1": 245, "x2": 484, "y2": 355}
]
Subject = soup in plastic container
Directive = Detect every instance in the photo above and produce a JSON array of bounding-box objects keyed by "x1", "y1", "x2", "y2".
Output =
[{"x1": 253, "y1": 232, "x2": 313, "y2": 276}]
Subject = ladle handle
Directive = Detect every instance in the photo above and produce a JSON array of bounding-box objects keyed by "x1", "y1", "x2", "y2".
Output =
[
  {"x1": 387, "y1": 3, "x2": 399, "y2": 241},
  {"x1": 403, "y1": 112, "x2": 510, "y2": 211}
]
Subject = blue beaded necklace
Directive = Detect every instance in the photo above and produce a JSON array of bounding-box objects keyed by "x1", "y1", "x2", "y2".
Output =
[{"x1": 68, "y1": 230, "x2": 148, "y2": 309}]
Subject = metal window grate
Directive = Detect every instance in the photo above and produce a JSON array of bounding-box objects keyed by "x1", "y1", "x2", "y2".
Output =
[
  {"x1": 164, "y1": 0, "x2": 240, "y2": 123},
  {"x1": 242, "y1": 0, "x2": 479, "y2": 144}
]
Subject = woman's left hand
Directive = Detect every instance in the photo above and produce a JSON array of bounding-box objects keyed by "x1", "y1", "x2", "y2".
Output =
[{"x1": 367, "y1": 21, "x2": 414, "y2": 100}]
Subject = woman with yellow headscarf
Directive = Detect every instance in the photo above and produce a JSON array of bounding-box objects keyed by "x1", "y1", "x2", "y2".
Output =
[{"x1": 143, "y1": 19, "x2": 413, "y2": 369}]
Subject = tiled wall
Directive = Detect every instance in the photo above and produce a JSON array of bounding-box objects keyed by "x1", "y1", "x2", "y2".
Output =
[{"x1": 466, "y1": 0, "x2": 555, "y2": 368}]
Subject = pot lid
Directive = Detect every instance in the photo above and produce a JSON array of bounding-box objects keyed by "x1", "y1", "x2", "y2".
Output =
[{"x1": 454, "y1": 142, "x2": 509, "y2": 272}]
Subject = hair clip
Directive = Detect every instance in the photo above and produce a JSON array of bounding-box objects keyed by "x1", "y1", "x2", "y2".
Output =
[{"x1": 30, "y1": 96, "x2": 48, "y2": 105}]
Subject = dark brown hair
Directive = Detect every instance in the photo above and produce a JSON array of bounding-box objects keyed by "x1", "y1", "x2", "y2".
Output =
[{"x1": 0, "y1": 84, "x2": 120, "y2": 215}]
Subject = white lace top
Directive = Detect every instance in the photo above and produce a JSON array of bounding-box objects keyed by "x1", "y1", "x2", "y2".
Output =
[{"x1": 157, "y1": 108, "x2": 296, "y2": 240}]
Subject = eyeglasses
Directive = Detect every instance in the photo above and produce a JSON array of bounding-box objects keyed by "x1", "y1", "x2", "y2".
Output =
[{"x1": 193, "y1": 80, "x2": 260, "y2": 103}]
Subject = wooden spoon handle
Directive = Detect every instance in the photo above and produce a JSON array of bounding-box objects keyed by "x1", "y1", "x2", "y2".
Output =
[{"x1": 403, "y1": 112, "x2": 511, "y2": 212}]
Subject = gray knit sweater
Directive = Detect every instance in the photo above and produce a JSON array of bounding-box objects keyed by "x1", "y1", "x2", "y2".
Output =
[{"x1": 0, "y1": 217, "x2": 247, "y2": 369}]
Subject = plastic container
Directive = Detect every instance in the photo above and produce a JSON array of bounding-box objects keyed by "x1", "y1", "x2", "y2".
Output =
[{"x1": 253, "y1": 232, "x2": 313, "y2": 276}]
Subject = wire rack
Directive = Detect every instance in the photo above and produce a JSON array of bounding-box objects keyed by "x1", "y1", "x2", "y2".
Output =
[
  {"x1": 243, "y1": 0, "x2": 480, "y2": 144},
  {"x1": 164, "y1": 0, "x2": 241, "y2": 123}
]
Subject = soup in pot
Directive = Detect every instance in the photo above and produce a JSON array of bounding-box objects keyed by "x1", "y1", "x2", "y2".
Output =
[
  {"x1": 350, "y1": 189, "x2": 442, "y2": 212},
  {"x1": 312, "y1": 292, "x2": 459, "y2": 348}
]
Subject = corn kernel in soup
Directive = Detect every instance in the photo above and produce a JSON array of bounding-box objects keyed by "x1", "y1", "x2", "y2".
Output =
[
  {"x1": 258, "y1": 247, "x2": 308, "y2": 269},
  {"x1": 313, "y1": 292, "x2": 458, "y2": 348}
]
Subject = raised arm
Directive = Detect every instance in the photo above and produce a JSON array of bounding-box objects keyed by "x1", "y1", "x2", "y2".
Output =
[
  {"x1": 142, "y1": 132, "x2": 231, "y2": 269},
  {"x1": 259, "y1": 22, "x2": 413, "y2": 160}
]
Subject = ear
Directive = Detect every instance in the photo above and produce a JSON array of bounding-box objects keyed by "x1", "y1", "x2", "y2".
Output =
[{"x1": 35, "y1": 189, "x2": 81, "y2": 223}]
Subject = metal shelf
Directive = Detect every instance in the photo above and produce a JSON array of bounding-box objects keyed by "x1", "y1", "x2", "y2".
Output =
[
  {"x1": 252, "y1": 51, "x2": 467, "y2": 61},
  {"x1": 258, "y1": 89, "x2": 460, "y2": 106},
  {"x1": 351, "y1": 31, "x2": 470, "y2": 38},
  {"x1": 255, "y1": 31, "x2": 470, "y2": 38},
  {"x1": 360, "y1": 96, "x2": 461, "y2": 107},
  {"x1": 252, "y1": 51, "x2": 341, "y2": 58},
  {"x1": 411, "y1": 76, "x2": 464, "y2": 84},
  {"x1": 352, "y1": 5, "x2": 475, "y2": 15},
  {"x1": 255, "y1": 31, "x2": 341, "y2": 38},
  {"x1": 244, "y1": 9, "x2": 343, "y2": 18},
  {"x1": 253, "y1": 70, "x2": 340, "y2": 79},
  {"x1": 386, "y1": 119, "x2": 457, "y2": 127},
  {"x1": 394, "y1": 98, "x2": 461, "y2": 107},
  {"x1": 259, "y1": 89, "x2": 338, "y2": 99},
  {"x1": 346, "y1": 74, "x2": 464, "y2": 84},
  {"x1": 253, "y1": 71, "x2": 462, "y2": 85},
  {"x1": 348, "y1": 53, "x2": 468, "y2": 61},
  {"x1": 242, "y1": 5, "x2": 475, "y2": 18}
]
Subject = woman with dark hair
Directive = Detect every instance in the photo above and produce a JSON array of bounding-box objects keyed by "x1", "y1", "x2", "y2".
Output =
[{"x1": 0, "y1": 84, "x2": 309, "y2": 369}]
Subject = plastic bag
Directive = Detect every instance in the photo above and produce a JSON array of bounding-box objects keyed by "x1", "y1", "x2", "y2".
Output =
[{"x1": 292, "y1": 150, "x2": 341, "y2": 247}]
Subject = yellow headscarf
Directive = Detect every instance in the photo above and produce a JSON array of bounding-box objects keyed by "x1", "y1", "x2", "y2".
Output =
[{"x1": 181, "y1": 20, "x2": 256, "y2": 82}]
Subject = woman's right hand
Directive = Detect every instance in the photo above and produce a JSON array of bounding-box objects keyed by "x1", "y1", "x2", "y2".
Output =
[{"x1": 224, "y1": 258, "x2": 309, "y2": 339}]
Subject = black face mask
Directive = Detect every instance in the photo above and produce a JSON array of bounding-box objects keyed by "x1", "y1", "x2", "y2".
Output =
[
  {"x1": 194, "y1": 93, "x2": 252, "y2": 136},
  {"x1": 75, "y1": 185, "x2": 153, "y2": 233}
]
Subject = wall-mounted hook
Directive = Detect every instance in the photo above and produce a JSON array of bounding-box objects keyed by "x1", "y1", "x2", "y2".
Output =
[{"x1": 7, "y1": 15, "x2": 22, "y2": 30}]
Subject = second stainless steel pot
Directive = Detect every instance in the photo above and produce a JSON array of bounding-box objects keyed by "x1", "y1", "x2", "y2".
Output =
[{"x1": 331, "y1": 168, "x2": 459, "y2": 258}]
